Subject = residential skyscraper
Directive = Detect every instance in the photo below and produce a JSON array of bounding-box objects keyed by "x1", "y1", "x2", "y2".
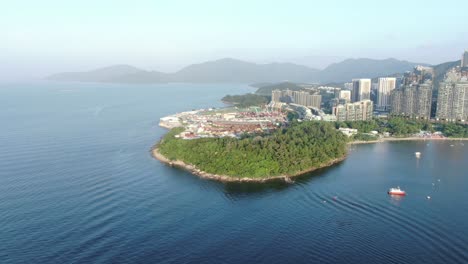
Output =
[
  {"x1": 272, "y1": 90, "x2": 282, "y2": 102},
  {"x1": 390, "y1": 83, "x2": 432, "y2": 119},
  {"x1": 376, "y1": 77, "x2": 396, "y2": 111},
  {"x1": 351, "y1": 79, "x2": 371, "y2": 102},
  {"x1": 436, "y1": 71, "x2": 468, "y2": 122},
  {"x1": 390, "y1": 66, "x2": 434, "y2": 119},
  {"x1": 462, "y1": 50, "x2": 468, "y2": 68}
]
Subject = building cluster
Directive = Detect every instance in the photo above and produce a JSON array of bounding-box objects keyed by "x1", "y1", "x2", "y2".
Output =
[
  {"x1": 269, "y1": 50, "x2": 468, "y2": 123},
  {"x1": 271, "y1": 89, "x2": 322, "y2": 109},
  {"x1": 388, "y1": 51, "x2": 468, "y2": 122},
  {"x1": 160, "y1": 108, "x2": 286, "y2": 139},
  {"x1": 390, "y1": 66, "x2": 433, "y2": 119},
  {"x1": 330, "y1": 78, "x2": 374, "y2": 121}
]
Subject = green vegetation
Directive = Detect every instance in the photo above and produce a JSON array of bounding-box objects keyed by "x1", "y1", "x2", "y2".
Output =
[
  {"x1": 158, "y1": 122, "x2": 348, "y2": 178},
  {"x1": 287, "y1": 111, "x2": 300, "y2": 121},
  {"x1": 439, "y1": 123, "x2": 468, "y2": 138},
  {"x1": 352, "y1": 133, "x2": 378, "y2": 141},
  {"x1": 222, "y1": 94, "x2": 269, "y2": 107},
  {"x1": 335, "y1": 117, "x2": 468, "y2": 138}
]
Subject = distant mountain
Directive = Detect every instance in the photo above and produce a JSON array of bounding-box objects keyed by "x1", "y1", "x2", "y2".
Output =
[
  {"x1": 48, "y1": 59, "x2": 319, "y2": 84},
  {"x1": 171, "y1": 58, "x2": 319, "y2": 83},
  {"x1": 47, "y1": 65, "x2": 152, "y2": 82},
  {"x1": 318, "y1": 58, "x2": 427, "y2": 83},
  {"x1": 433, "y1": 60, "x2": 461, "y2": 89},
  {"x1": 48, "y1": 57, "x2": 428, "y2": 84}
]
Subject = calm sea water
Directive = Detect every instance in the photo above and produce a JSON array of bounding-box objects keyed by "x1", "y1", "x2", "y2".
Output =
[{"x1": 1, "y1": 82, "x2": 467, "y2": 264}]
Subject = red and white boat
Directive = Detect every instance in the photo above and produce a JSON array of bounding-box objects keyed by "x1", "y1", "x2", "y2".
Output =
[{"x1": 388, "y1": 187, "x2": 406, "y2": 196}]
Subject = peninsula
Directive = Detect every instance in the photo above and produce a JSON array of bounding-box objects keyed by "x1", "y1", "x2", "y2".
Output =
[{"x1": 153, "y1": 120, "x2": 348, "y2": 182}]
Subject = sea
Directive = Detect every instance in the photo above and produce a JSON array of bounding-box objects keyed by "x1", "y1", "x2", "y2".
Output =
[{"x1": 1, "y1": 82, "x2": 467, "y2": 264}]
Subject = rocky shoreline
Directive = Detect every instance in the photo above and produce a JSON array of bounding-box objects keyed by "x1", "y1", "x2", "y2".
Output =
[{"x1": 151, "y1": 147, "x2": 346, "y2": 183}]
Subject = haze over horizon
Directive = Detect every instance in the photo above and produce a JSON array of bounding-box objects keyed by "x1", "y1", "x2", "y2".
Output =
[{"x1": 2, "y1": 0, "x2": 468, "y2": 80}]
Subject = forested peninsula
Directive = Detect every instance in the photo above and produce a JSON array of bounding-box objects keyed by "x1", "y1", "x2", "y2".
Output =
[{"x1": 153, "y1": 122, "x2": 348, "y2": 182}]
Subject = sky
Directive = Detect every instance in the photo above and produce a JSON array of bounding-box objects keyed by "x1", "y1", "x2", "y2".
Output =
[{"x1": 2, "y1": 0, "x2": 468, "y2": 80}]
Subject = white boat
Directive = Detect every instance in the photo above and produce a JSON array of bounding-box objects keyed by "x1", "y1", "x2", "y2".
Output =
[
  {"x1": 388, "y1": 187, "x2": 406, "y2": 196},
  {"x1": 284, "y1": 177, "x2": 294, "y2": 184},
  {"x1": 415, "y1": 152, "x2": 421, "y2": 158}
]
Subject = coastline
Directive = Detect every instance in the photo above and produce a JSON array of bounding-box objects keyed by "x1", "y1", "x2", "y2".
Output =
[
  {"x1": 151, "y1": 147, "x2": 346, "y2": 183},
  {"x1": 349, "y1": 137, "x2": 468, "y2": 145}
]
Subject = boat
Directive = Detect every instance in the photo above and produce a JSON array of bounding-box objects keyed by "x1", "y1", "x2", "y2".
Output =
[
  {"x1": 284, "y1": 177, "x2": 294, "y2": 184},
  {"x1": 415, "y1": 152, "x2": 421, "y2": 158},
  {"x1": 388, "y1": 187, "x2": 406, "y2": 196}
]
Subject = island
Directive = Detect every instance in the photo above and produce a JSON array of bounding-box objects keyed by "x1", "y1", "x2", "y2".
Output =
[{"x1": 153, "y1": 108, "x2": 348, "y2": 182}]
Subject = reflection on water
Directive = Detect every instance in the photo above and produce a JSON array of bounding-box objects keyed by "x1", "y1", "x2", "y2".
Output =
[{"x1": 388, "y1": 194, "x2": 405, "y2": 206}]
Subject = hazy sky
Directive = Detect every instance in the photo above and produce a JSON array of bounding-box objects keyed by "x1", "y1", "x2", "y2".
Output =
[{"x1": 2, "y1": 0, "x2": 468, "y2": 80}]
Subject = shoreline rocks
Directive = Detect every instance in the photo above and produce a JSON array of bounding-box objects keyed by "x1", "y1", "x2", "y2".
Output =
[{"x1": 151, "y1": 147, "x2": 346, "y2": 183}]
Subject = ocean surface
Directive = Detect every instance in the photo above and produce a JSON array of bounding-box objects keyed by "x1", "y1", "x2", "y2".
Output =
[{"x1": 1, "y1": 82, "x2": 468, "y2": 264}]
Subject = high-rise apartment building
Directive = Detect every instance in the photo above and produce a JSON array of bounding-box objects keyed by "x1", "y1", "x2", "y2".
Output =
[
  {"x1": 376, "y1": 77, "x2": 396, "y2": 111},
  {"x1": 272, "y1": 90, "x2": 282, "y2": 102},
  {"x1": 462, "y1": 50, "x2": 468, "y2": 68},
  {"x1": 351, "y1": 79, "x2": 371, "y2": 102},
  {"x1": 390, "y1": 83, "x2": 432, "y2": 119},
  {"x1": 333, "y1": 100, "x2": 373, "y2": 121},
  {"x1": 339, "y1": 90, "x2": 351, "y2": 102},
  {"x1": 390, "y1": 66, "x2": 433, "y2": 119},
  {"x1": 436, "y1": 71, "x2": 468, "y2": 122}
]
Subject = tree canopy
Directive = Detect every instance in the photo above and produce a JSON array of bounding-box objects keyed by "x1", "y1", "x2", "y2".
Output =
[{"x1": 158, "y1": 122, "x2": 348, "y2": 178}]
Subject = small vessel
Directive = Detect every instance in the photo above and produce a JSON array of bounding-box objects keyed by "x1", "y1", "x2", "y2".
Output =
[
  {"x1": 415, "y1": 152, "x2": 421, "y2": 158},
  {"x1": 284, "y1": 177, "x2": 294, "y2": 184},
  {"x1": 388, "y1": 187, "x2": 406, "y2": 196}
]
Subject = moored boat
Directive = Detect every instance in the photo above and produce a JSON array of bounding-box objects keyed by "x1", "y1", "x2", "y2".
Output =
[{"x1": 388, "y1": 187, "x2": 406, "y2": 196}]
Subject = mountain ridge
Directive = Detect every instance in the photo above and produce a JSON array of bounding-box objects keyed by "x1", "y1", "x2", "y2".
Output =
[{"x1": 47, "y1": 57, "x2": 436, "y2": 84}]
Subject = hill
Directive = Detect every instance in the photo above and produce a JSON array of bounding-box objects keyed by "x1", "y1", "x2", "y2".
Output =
[
  {"x1": 156, "y1": 121, "x2": 348, "y2": 180},
  {"x1": 255, "y1": 82, "x2": 304, "y2": 96},
  {"x1": 48, "y1": 59, "x2": 319, "y2": 83},
  {"x1": 318, "y1": 58, "x2": 426, "y2": 83},
  {"x1": 48, "y1": 58, "x2": 428, "y2": 84},
  {"x1": 171, "y1": 58, "x2": 319, "y2": 83},
  {"x1": 432, "y1": 60, "x2": 461, "y2": 89},
  {"x1": 46, "y1": 65, "x2": 153, "y2": 82}
]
